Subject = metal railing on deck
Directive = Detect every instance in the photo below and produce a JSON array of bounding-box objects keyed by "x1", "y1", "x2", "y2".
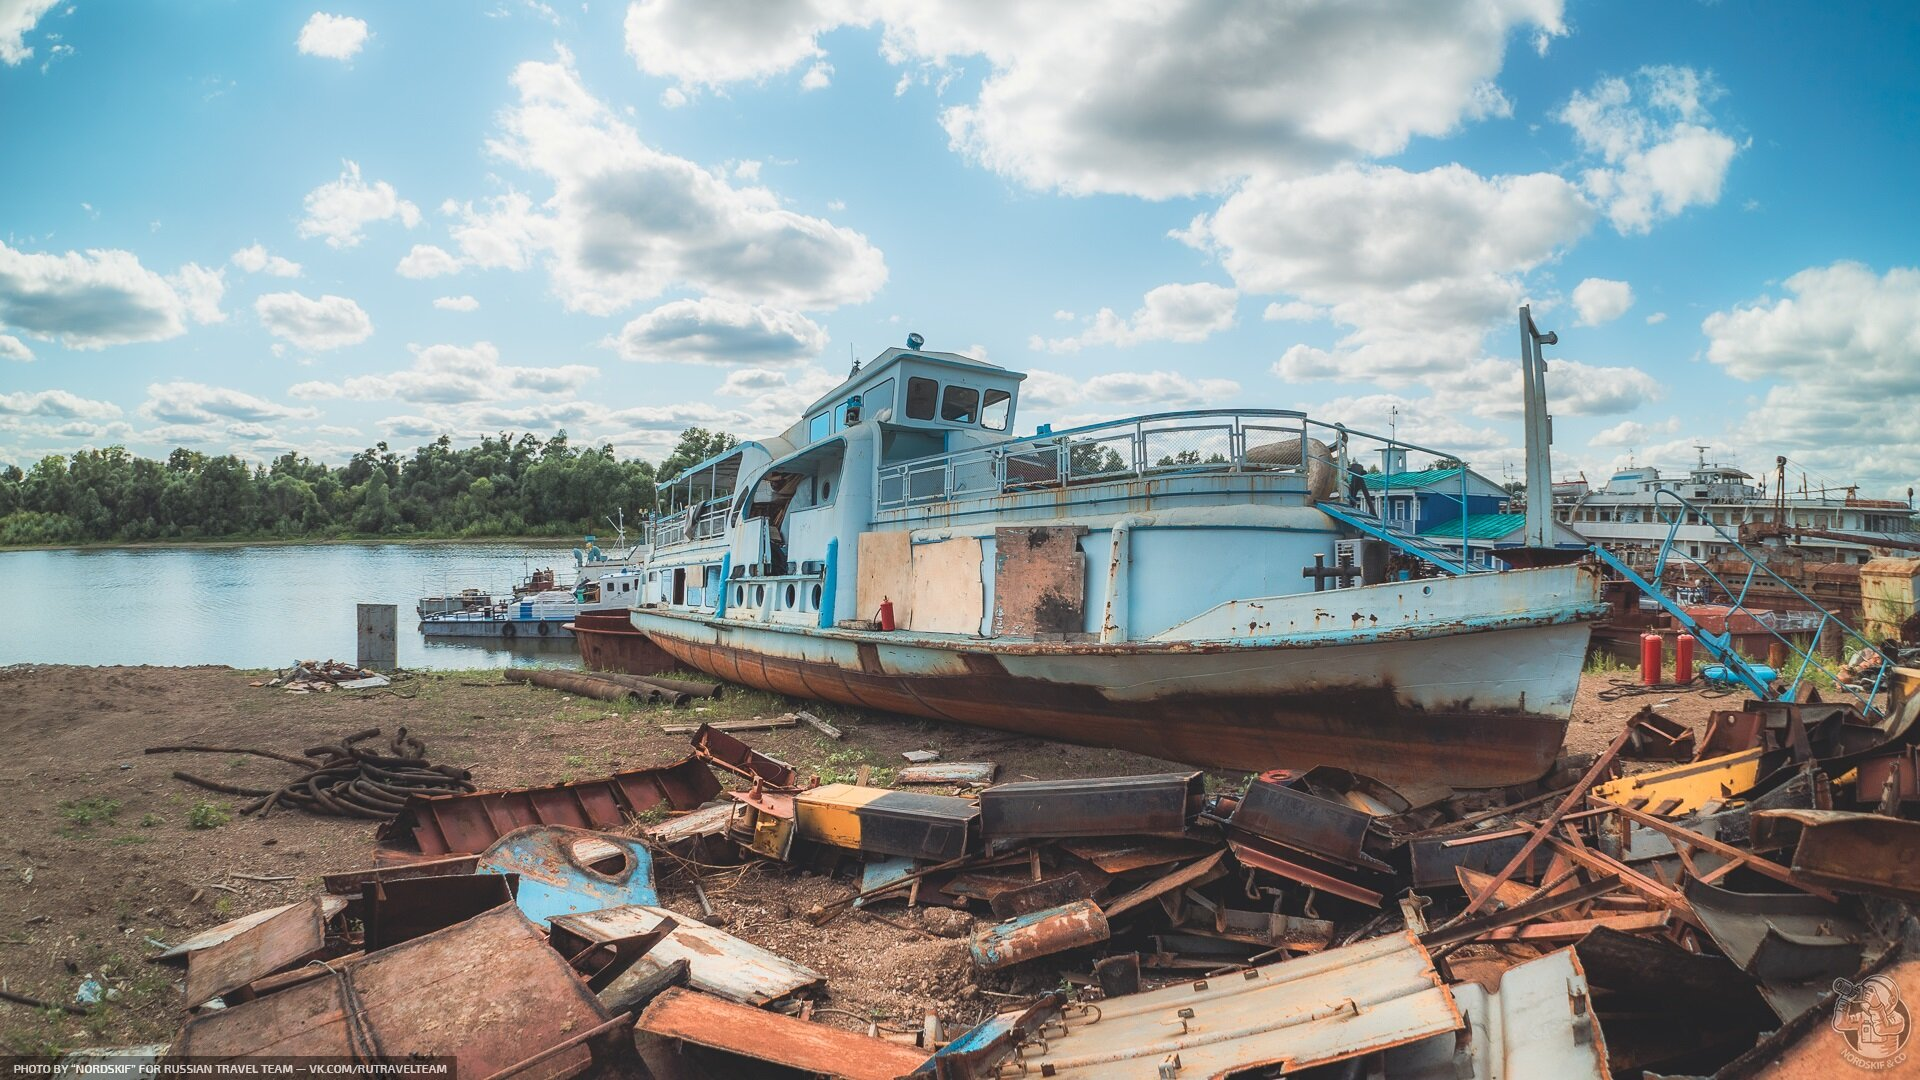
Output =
[
  {"x1": 1593, "y1": 489, "x2": 1891, "y2": 714},
  {"x1": 649, "y1": 501, "x2": 730, "y2": 548}
]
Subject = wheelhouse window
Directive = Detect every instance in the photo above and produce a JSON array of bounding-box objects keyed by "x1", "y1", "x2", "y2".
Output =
[
  {"x1": 905, "y1": 377, "x2": 938, "y2": 420},
  {"x1": 808, "y1": 413, "x2": 830, "y2": 441},
  {"x1": 941, "y1": 384, "x2": 980, "y2": 423},
  {"x1": 981, "y1": 388, "x2": 1012, "y2": 431}
]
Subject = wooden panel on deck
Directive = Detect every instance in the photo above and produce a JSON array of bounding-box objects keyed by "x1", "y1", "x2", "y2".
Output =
[
  {"x1": 907, "y1": 537, "x2": 984, "y2": 634},
  {"x1": 856, "y1": 530, "x2": 914, "y2": 627}
]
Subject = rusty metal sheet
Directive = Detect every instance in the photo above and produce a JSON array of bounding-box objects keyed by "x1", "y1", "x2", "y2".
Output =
[
  {"x1": 1698, "y1": 708, "x2": 1768, "y2": 759},
  {"x1": 643, "y1": 799, "x2": 735, "y2": 847},
  {"x1": 988, "y1": 871, "x2": 1098, "y2": 918},
  {"x1": 1227, "y1": 831, "x2": 1384, "y2": 907},
  {"x1": 1223, "y1": 774, "x2": 1388, "y2": 871},
  {"x1": 1409, "y1": 829, "x2": 1544, "y2": 889},
  {"x1": 1756, "y1": 807, "x2": 1920, "y2": 901},
  {"x1": 477, "y1": 825, "x2": 656, "y2": 925},
  {"x1": 898, "y1": 761, "x2": 999, "y2": 785},
  {"x1": 1058, "y1": 836, "x2": 1217, "y2": 875},
  {"x1": 184, "y1": 897, "x2": 328, "y2": 1008},
  {"x1": 1623, "y1": 705, "x2": 1697, "y2": 760},
  {"x1": 1384, "y1": 947, "x2": 1609, "y2": 1080},
  {"x1": 1717, "y1": 937, "x2": 1920, "y2": 1079},
  {"x1": 152, "y1": 896, "x2": 348, "y2": 967},
  {"x1": 1684, "y1": 874, "x2": 1870, "y2": 1021},
  {"x1": 381, "y1": 753, "x2": 721, "y2": 855},
  {"x1": 1103, "y1": 850, "x2": 1228, "y2": 918},
  {"x1": 363, "y1": 872, "x2": 517, "y2": 950},
  {"x1": 692, "y1": 722, "x2": 798, "y2": 788},
  {"x1": 1572, "y1": 926, "x2": 1773, "y2": 1073},
  {"x1": 968, "y1": 899, "x2": 1110, "y2": 971},
  {"x1": 321, "y1": 855, "x2": 480, "y2": 896},
  {"x1": 980, "y1": 772, "x2": 1201, "y2": 839},
  {"x1": 1854, "y1": 744, "x2": 1920, "y2": 805},
  {"x1": 639, "y1": 986, "x2": 930, "y2": 1080},
  {"x1": 934, "y1": 929, "x2": 1459, "y2": 1079},
  {"x1": 172, "y1": 905, "x2": 616, "y2": 1076},
  {"x1": 557, "y1": 903, "x2": 824, "y2": 1005}
]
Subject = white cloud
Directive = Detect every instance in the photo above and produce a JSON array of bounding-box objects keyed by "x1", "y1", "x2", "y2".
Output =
[
  {"x1": 167, "y1": 263, "x2": 227, "y2": 325},
  {"x1": 296, "y1": 13, "x2": 369, "y2": 61},
  {"x1": 1571, "y1": 277, "x2": 1633, "y2": 326},
  {"x1": 254, "y1": 291, "x2": 374, "y2": 351},
  {"x1": 445, "y1": 191, "x2": 545, "y2": 271},
  {"x1": 289, "y1": 341, "x2": 597, "y2": 404},
  {"x1": 1262, "y1": 300, "x2": 1323, "y2": 322},
  {"x1": 1645, "y1": 311, "x2": 1667, "y2": 325},
  {"x1": 0, "y1": 333, "x2": 31, "y2": 361},
  {"x1": 396, "y1": 244, "x2": 462, "y2": 279},
  {"x1": 800, "y1": 61, "x2": 832, "y2": 91},
  {"x1": 1189, "y1": 164, "x2": 1591, "y2": 385},
  {"x1": 1033, "y1": 282, "x2": 1237, "y2": 353},
  {"x1": 610, "y1": 297, "x2": 827, "y2": 365},
  {"x1": 231, "y1": 243, "x2": 302, "y2": 278},
  {"x1": 717, "y1": 367, "x2": 790, "y2": 395},
  {"x1": 433, "y1": 295, "x2": 480, "y2": 312},
  {"x1": 0, "y1": 0, "x2": 57, "y2": 66},
  {"x1": 1591, "y1": 417, "x2": 1679, "y2": 448},
  {"x1": 0, "y1": 240, "x2": 221, "y2": 349},
  {"x1": 621, "y1": 0, "x2": 1565, "y2": 198},
  {"x1": 297, "y1": 160, "x2": 421, "y2": 249},
  {"x1": 140, "y1": 381, "x2": 316, "y2": 425},
  {"x1": 1019, "y1": 368, "x2": 1240, "y2": 416},
  {"x1": 481, "y1": 48, "x2": 886, "y2": 315},
  {"x1": 1560, "y1": 66, "x2": 1738, "y2": 234},
  {"x1": 0, "y1": 388, "x2": 121, "y2": 420}
]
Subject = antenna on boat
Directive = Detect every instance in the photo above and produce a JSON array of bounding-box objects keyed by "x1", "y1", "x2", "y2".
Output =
[
  {"x1": 848, "y1": 343, "x2": 860, "y2": 377},
  {"x1": 604, "y1": 508, "x2": 626, "y2": 549}
]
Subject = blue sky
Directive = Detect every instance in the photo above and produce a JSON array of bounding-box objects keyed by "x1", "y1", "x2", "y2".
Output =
[{"x1": 4, "y1": 1, "x2": 1919, "y2": 495}]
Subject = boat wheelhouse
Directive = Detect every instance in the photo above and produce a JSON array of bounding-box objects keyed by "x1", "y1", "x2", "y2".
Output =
[{"x1": 628, "y1": 329, "x2": 1604, "y2": 790}]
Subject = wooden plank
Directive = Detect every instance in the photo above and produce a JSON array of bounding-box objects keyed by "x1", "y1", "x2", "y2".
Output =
[
  {"x1": 185, "y1": 897, "x2": 328, "y2": 1008},
  {"x1": 855, "y1": 531, "x2": 914, "y2": 629},
  {"x1": 795, "y1": 710, "x2": 842, "y2": 740},
  {"x1": 906, "y1": 537, "x2": 984, "y2": 635},
  {"x1": 659, "y1": 715, "x2": 799, "y2": 735},
  {"x1": 1593, "y1": 797, "x2": 1839, "y2": 902},
  {"x1": 1462, "y1": 724, "x2": 1633, "y2": 917}
]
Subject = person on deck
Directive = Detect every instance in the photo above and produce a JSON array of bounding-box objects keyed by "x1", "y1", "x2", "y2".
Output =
[{"x1": 1348, "y1": 460, "x2": 1376, "y2": 515}]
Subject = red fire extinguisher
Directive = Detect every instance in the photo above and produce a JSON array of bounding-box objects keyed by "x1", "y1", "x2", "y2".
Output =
[
  {"x1": 1675, "y1": 634, "x2": 1696, "y2": 684},
  {"x1": 877, "y1": 596, "x2": 896, "y2": 631},
  {"x1": 1640, "y1": 632, "x2": 1663, "y2": 686}
]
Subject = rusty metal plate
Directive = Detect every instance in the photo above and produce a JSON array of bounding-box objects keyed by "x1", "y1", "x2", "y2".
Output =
[
  {"x1": 1756, "y1": 808, "x2": 1920, "y2": 901},
  {"x1": 1226, "y1": 774, "x2": 1388, "y2": 871},
  {"x1": 692, "y1": 723, "x2": 798, "y2": 788},
  {"x1": 363, "y1": 873, "x2": 516, "y2": 950},
  {"x1": 1057, "y1": 836, "x2": 1217, "y2": 875},
  {"x1": 1685, "y1": 874, "x2": 1871, "y2": 1021},
  {"x1": 173, "y1": 905, "x2": 613, "y2": 1076},
  {"x1": 639, "y1": 987, "x2": 930, "y2": 1080},
  {"x1": 477, "y1": 825, "x2": 657, "y2": 925},
  {"x1": 989, "y1": 872, "x2": 1098, "y2": 919},
  {"x1": 1228, "y1": 831, "x2": 1384, "y2": 907},
  {"x1": 153, "y1": 896, "x2": 348, "y2": 967},
  {"x1": 381, "y1": 754, "x2": 721, "y2": 855},
  {"x1": 968, "y1": 900, "x2": 1110, "y2": 971},
  {"x1": 559, "y1": 903, "x2": 824, "y2": 1005},
  {"x1": 980, "y1": 772, "x2": 1201, "y2": 840},
  {"x1": 321, "y1": 855, "x2": 481, "y2": 896},
  {"x1": 183, "y1": 897, "x2": 329, "y2": 1008}
]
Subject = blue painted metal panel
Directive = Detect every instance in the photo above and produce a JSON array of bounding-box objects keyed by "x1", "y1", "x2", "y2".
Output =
[
  {"x1": 477, "y1": 826, "x2": 657, "y2": 926},
  {"x1": 817, "y1": 537, "x2": 837, "y2": 628}
]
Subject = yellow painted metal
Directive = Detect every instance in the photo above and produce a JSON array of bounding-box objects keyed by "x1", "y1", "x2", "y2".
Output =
[
  {"x1": 795, "y1": 783, "x2": 888, "y2": 850},
  {"x1": 1591, "y1": 747, "x2": 1764, "y2": 816}
]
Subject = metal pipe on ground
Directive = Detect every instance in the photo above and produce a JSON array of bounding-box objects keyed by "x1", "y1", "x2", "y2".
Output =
[
  {"x1": 577, "y1": 670, "x2": 707, "y2": 703},
  {"x1": 503, "y1": 668, "x2": 652, "y2": 703},
  {"x1": 619, "y1": 672, "x2": 725, "y2": 699}
]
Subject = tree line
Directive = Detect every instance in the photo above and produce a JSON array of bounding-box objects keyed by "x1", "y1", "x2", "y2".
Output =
[{"x1": 0, "y1": 428, "x2": 738, "y2": 547}]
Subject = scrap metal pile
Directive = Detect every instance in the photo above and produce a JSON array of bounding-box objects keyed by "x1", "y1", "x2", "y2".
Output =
[
  {"x1": 123, "y1": 670, "x2": 1920, "y2": 1079},
  {"x1": 257, "y1": 658, "x2": 389, "y2": 692}
]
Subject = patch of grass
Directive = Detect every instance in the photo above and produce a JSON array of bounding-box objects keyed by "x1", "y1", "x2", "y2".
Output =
[
  {"x1": 631, "y1": 805, "x2": 672, "y2": 826},
  {"x1": 564, "y1": 753, "x2": 587, "y2": 768},
  {"x1": 187, "y1": 802, "x2": 231, "y2": 829},
  {"x1": 139, "y1": 813, "x2": 163, "y2": 828},
  {"x1": 213, "y1": 896, "x2": 235, "y2": 917},
  {"x1": 61, "y1": 796, "x2": 122, "y2": 827},
  {"x1": 1582, "y1": 651, "x2": 1636, "y2": 676},
  {"x1": 228, "y1": 756, "x2": 248, "y2": 770},
  {"x1": 817, "y1": 747, "x2": 893, "y2": 786}
]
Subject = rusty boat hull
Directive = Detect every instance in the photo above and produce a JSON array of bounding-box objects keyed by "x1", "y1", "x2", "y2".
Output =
[
  {"x1": 629, "y1": 566, "x2": 1602, "y2": 789},
  {"x1": 568, "y1": 607, "x2": 679, "y2": 676}
]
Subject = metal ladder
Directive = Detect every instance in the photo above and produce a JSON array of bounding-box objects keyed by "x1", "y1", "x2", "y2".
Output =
[
  {"x1": 1589, "y1": 489, "x2": 1890, "y2": 715},
  {"x1": 1316, "y1": 501, "x2": 1497, "y2": 576}
]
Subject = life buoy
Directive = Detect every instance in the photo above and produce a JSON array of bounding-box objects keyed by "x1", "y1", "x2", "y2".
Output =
[
  {"x1": 502, "y1": 621, "x2": 517, "y2": 639},
  {"x1": 537, "y1": 622, "x2": 551, "y2": 637}
]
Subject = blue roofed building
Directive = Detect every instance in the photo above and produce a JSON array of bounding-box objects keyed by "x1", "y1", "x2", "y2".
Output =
[{"x1": 1360, "y1": 452, "x2": 1587, "y2": 566}]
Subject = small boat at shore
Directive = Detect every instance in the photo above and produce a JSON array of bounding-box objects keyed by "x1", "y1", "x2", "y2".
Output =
[
  {"x1": 622, "y1": 316, "x2": 1601, "y2": 789},
  {"x1": 421, "y1": 589, "x2": 580, "y2": 639}
]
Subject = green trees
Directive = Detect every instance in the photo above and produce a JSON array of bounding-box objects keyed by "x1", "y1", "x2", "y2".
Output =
[{"x1": 0, "y1": 428, "x2": 714, "y2": 546}]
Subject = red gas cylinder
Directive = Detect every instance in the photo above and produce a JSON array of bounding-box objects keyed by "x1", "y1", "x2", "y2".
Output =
[
  {"x1": 1675, "y1": 634, "x2": 1696, "y2": 684},
  {"x1": 1640, "y1": 633, "x2": 1664, "y2": 686},
  {"x1": 878, "y1": 596, "x2": 897, "y2": 631}
]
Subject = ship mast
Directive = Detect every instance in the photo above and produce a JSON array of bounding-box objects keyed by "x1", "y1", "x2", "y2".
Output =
[{"x1": 1519, "y1": 305, "x2": 1558, "y2": 550}]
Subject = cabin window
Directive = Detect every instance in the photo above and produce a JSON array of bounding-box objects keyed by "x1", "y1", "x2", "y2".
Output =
[
  {"x1": 981, "y1": 388, "x2": 1012, "y2": 431},
  {"x1": 808, "y1": 413, "x2": 830, "y2": 442},
  {"x1": 941, "y1": 385, "x2": 980, "y2": 423},
  {"x1": 865, "y1": 378, "x2": 895, "y2": 419},
  {"x1": 906, "y1": 377, "x2": 938, "y2": 420}
]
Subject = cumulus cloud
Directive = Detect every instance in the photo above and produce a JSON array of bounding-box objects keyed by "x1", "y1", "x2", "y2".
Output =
[
  {"x1": 297, "y1": 12, "x2": 369, "y2": 60},
  {"x1": 717, "y1": 367, "x2": 791, "y2": 395},
  {"x1": 610, "y1": 297, "x2": 827, "y2": 365},
  {"x1": 1571, "y1": 278, "x2": 1633, "y2": 326},
  {"x1": 1032, "y1": 282, "x2": 1237, "y2": 353},
  {"x1": 1591, "y1": 417, "x2": 1680, "y2": 448},
  {"x1": 298, "y1": 160, "x2": 421, "y2": 249},
  {"x1": 1184, "y1": 164, "x2": 1591, "y2": 385},
  {"x1": 1560, "y1": 66, "x2": 1739, "y2": 234},
  {"x1": 1645, "y1": 311, "x2": 1667, "y2": 325},
  {"x1": 800, "y1": 61, "x2": 833, "y2": 91},
  {"x1": 0, "y1": 240, "x2": 224, "y2": 349},
  {"x1": 622, "y1": 0, "x2": 1564, "y2": 199},
  {"x1": 1018, "y1": 369, "x2": 1240, "y2": 417},
  {"x1": 0, "y1": 333, "x2": 33, "y2": 361},
  {"x1": 0, "y1": 0, "x2": 58, "y2": 66},
  {"x1": 0, "y1": 388, "x2": 122, "y2": 420},
  {"x1": 433, "y1": 295, "x2": 479, "y2": 312},
  {"x1": 139, "y1": 381, "x2": 316, "y2": 425},
  {"x1": 231, "y1": 243, "x2": 302, "y2": 278},
  {"x1": 255, "y1": 291, "x2": 374, "y2": 351},
  {"x1": 480, "y1": 48, "x2": 886, "y2": 314},
  {"x1": 396, "y1": 244, "x2": 461, "y2": 279},
  {"x1": 288, "y1": 341, "x2": 597, "y2": 404}
]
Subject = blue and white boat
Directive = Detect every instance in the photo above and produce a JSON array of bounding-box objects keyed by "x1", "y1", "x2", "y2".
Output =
[
  {"x1": 626, "y1": 317, "x2": 1604, "y2": 789},
  {"x1": 421, "y1": 589, "x2": 580, "y2": 639}
]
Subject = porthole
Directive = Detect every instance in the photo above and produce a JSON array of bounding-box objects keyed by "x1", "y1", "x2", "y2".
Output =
[
  {"x1": 785, "y1": 584, "x2": 796, "y2": 608},
  {"x1": 734, "y1": 585, "x2": 745, "y2": 605},
  {"x1": 754, "y1": 585, "x2": 766, "y2": 606},
  {"x1": 811, "y1": 584, "x2": 823, "y2": 608}
]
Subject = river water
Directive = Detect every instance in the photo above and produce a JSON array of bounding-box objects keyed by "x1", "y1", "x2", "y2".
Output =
[{"x1": 0, "y1": 542, "x2": 591, "y2": 670}]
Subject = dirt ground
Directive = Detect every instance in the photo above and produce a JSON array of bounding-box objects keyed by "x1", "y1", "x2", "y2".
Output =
[{"x1": 0, "y1": 661, "x2": 1727, "y2": 1054}]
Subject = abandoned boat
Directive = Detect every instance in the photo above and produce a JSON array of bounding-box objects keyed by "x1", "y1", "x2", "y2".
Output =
[{"x1": 627, "y1": 319, "x2": 1603, "y2": 788}]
